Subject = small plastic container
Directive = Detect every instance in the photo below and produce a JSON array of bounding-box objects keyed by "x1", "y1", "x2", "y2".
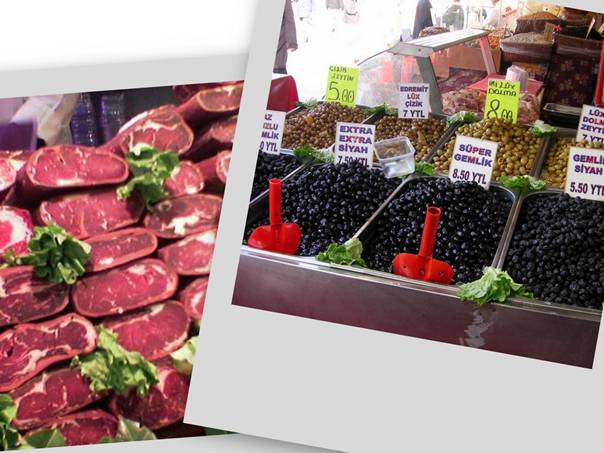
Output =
[{"x1": 374, "y1": 136, "x2": 416, "y2": 178}]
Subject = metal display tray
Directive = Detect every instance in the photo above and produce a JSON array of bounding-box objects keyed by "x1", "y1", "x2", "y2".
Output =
[
  {"x1": 530, "y1": 127, "x2": 580, "y2": 190},
  {"x1": 236, "y1": 176, "x2": 600, "y2": 368}
]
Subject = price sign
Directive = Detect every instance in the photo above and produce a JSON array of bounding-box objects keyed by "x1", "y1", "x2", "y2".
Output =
[
  {"x1": 398, "y1": 83, "x2": 430, "y2": 119},
  {"x1": 325, "y1": 65, "x2": 359, "y2": 107},
  {"x1": 448, "y1": 135, "x2": 498, "y2": 189},
  {"x1": 484, "y1": 79, "x2": 520, "y2": 123},
  {"x1": 259, "y1": 110, "x2": 286, "y2": 155},
  {"x1": 576, "y1": 105, "x2": 604, "y2": 144},
  {"x1": 334, "y1": 122, "x2": 375, "y2": 167},
  {"x1": 564, "y1": 146, "x2": 604, "y2": 202}
]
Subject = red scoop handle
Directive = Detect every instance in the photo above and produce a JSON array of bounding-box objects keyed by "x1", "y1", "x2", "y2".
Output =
[
  {"x1": 418, "y1": 207, "x2": 441, "y2": 259},
  {"x1": 269, "y1": 179, "x2": 283, "y2": 227}
]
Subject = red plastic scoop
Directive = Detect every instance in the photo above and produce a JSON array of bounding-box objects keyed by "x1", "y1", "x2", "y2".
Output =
[
  {"x1": 248, "y1": 178, "x2": 301, "y2": 254},
  {"x1": 392, "y1": 206, "x2": 453, "y2": 285}
]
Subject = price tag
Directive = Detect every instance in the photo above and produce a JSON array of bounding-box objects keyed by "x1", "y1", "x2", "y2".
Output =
[
  {"x1": 448, "y1": 136, "x2": 498, "y2": 189},
  {"x1": 259, "y1": 110, "x2": 286, "y2": 155},
  {"x1": 334, "y1": 122, "x2": 375, "y2": 167},
  {"x1": 398, "y1": 83, "x2": 430, "y2": 119},
  {"x1": 564, "y1": 146, "x2": 604, "y2": 202},
  {"x1": 576, "y1": 105, "x2": 604, "y2": 143},
  {"x1": 325, "y1": 65, "x2": 359, "y2": 107},
  {"x1": 484, "y1": 79, "x2": 520, "y2": 123}
]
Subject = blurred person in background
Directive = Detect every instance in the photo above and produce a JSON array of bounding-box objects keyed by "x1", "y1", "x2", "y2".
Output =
[
  {"x1": 484, "y1": 0, "x2": 502, "y2": 27},
  {"x1": 442, "y1": 0, "x2": 465, "y2": 31},
  {"x1": 274, "y1": 0, "x2": 298, "y2": 74},
  {"x1": 294, "y1": 0, "x2": 314, "y2": 44},
  {"x1": 413, "y1": 0, "x2": 434, "y2": 38},
  {"x1": 325, "y1": 0, "x2": 344, "y2": 33}
]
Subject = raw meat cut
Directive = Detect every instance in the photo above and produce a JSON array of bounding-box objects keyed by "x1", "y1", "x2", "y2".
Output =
[
  {"x1": 0, "y1": 313, "x2": 97, "y2": 392},
  {"x1": 109, "y1": 360, "x2": 189, "y2": 430},
  {"x1": 179, "y1": 277, "x2": 207, "y2": 321},
  {"x1": 172, "y1": 81, "x2": 242, "y2": 104},
  {"x1": 11, "y1": 367, "x2": 104, "y2": 430},
  {"x1": 176, "y1": 82, "x2": 243, "y2": 127},
  {"x1": 165, "y1": 161, "x2": 205, "y2": 198},
  {"x1": 86, "y1": 228, "x2": 158, "y2": 272},
  {"x1": 186, "y1": 115, "x2": 237, "y2": 161},
  {"x1": 0, "y1": 206, "x2": 33, "y2": 256},
  {"x1": 25, "y1": 409, "x2": 118, "y2": 446},
  {"x1": 0, "y1": 266, "x2": 68, "y2": 328},
  {"x1": 197, "y1": 150, "x2": 230, "y2": 192},
  {"x1": 24, "y1": 145, "x2": 128, "y2": 191},
  {"x1": 71, "y1": 258, "x2": 178, "y2": 317},
  {"x1": 103, "y1": 301, "x2": 190, "y2": 361},
  {"x1": 36, "y1": 188, "x2": 144, "y2": 239},
  {"x1": 0, "y1": 158, "x2": 16, "y2": 201},
  {"x1": 102, "y1": 105, "x2": 194, "y2": 156},
  {"x1": 158, "y1": 227, "x2": 216, "y2": 276},
  {"x1": 143, "y1": 194, "x2": 222, "y2": 239}
]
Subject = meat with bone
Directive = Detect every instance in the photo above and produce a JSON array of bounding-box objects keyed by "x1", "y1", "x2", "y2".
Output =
[
  {"x1": 185, "y1": 115, "x2": 237, "y2": 161},
  {"x1": 86, "y1": 228, "x2": 158, "y2": 272},
  {"x1": 197, "y1": 150, "x2": 230, "y2": 192},
  {"x1": 0, "y1": 266, "x2": 68, "y2": 328},
  {"x1": 23, "y1": 145, "x2": 128, "y2": 192},
  {"x1": 71, "y1": 258, "x2": 178, "y2": 318},
  {"x1": 101, "y1": 105, "x2": 194, "y2": 156},
  {"x1": 176, "y1": 82, "x2": 243, "y2": 127},
  {"x1": 24, "y1": 409, "x2": 118, "y2": 446},
  {"x1": 164, "y1": 161, "x2": 205, "y2": 198},
  {"x1": 143, "y1": 193, "x2": 222, "y2": 239},
  {"x1": 0, "y1": 206, "x2": 33, "y2": 257},
  {"x1": 36, "y1": 188, "x2": 145, "y2": 239},
  {"x1": 179, "y1": 277, "x2": 207, "y2": 321},
  {"x1": 109, "y1": 360, "x2": 189, "y2": 430},
  {"x1": 0, "y1": 313, "x2": 97, "y2": 392},
  {"x1": 10, "y1": 367, "x2": 105, "y2": 430},
  {"x1": 158, "y1": 227, "x2": 216, "y2": 276},
  {"x1": 103, "y1": 301, "x2": 190, "y2": 361}
]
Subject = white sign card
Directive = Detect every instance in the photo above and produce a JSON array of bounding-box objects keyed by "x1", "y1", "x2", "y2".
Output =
[
  {"x1": 448, "y1": 135, "x2": 498, "y2": 189},
  {"x1": 398, "y1": 83, "x2": 430, "y2": 120},
  {"x1": 564, "y1": 146, "x2": 604, "y2": 202},
  {"x1": 259, "y1": 110, "x2": 286, "y2": 154},
  {"x1": 577, "y1": 104, "x2": 604, "y2": 143},
  {"x1": 334, "y1": 122, "x2": 375, "y2": 167}
]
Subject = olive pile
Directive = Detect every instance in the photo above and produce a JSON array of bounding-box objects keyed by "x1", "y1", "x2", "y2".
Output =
[
  {"x1": 506, "y1": 194, "x2": 604, "y2": 308},
  {"x1": 245, "y1": 161, "x2": 399, "y2": 256},
  {"x1": 540, "y1": 138, "x2": 604, "y2": 189},
  {"x1": 282, "y1": 103, "x2": 368, "y2": 150},
  {"x1": 251, "y1": 153, "x2": 302, "y2": 199},
  {"x1": 433, "y1": 118, "x2": 541, "y2": 179},
  {"x1": 364, "y1": 178, "x2": 512, "y2": 283},
  {"x1": 375, "y1": 116, "x2": 446, "y2": 161}
]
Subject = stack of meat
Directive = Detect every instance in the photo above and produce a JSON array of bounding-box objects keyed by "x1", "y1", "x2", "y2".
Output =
[
  {"x1": 442, "y1": 88, "x2": 540, "y2": 124},
  {"x1": 0, "y1": 81, "x2": 242, "y2": 446}
]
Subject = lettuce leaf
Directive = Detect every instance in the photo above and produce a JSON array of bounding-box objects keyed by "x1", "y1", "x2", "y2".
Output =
[
  {"x1": 24, "y1": 430, "x2": 66, "y2": 448},
  {"x1": 415, "y1": 162, "x2": 435, "y2": 176},
  {"x1": 500, "y1": 175, "x2": 546, "y2": 195},
  {"x1": 3, "y1": 223, "x2": 91, "y2": 285},
  {"x1": 99, "y1": 418, "x2": 156, "y2": 443},
  {"x1": 170, "y1": 337, "x2": 197, "y2": 376},
  {"x1": 317, "y1": 238, "x2": 367, "y2": 267},
  {"x1": 117, "y1": 144, "x2": 179, "y2": 209},
  {"x1": 530, "y1": 120, "x2": 558, "y2": 138},
  {"x1": 0, "y1": 394, "x2": 25, "y2": 450},
  {"x1": 366, "y1": 103, "x2": 398, "y2": 116},
  {"x1": 458, "y1": 267, "x2": 533, "y2": 306},
  {"x1": 71, "y1": 327, "x2": 158, "y2": 397},
  {"x1": 294, "y1": 98, "x2": 319, "y2": 110},
  {"x1": 293, "y1": 144, "x2": 334, "y2": 164},
  {"x1": 446, "y1": 111, "x2": 478, "y2": 128}
]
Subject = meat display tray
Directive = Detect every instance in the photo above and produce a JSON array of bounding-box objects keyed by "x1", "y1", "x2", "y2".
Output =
[{"x1": 236, "y1": 170, "x2": 600, "y2": 369}]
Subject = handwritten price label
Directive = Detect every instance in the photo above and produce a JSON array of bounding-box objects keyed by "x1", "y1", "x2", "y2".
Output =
[
  {"x1": 398, "y1": 83, "x2": 430, "y2": 119},
  {"x1": 576, "y1": 105, "x2": 604, "y2": 144},
  {"x1": 484, "y1": 79, "x2": 520, "y2": 123},
  {"x1": 564, "y1": 146, "x2": 604, "y2": 202},
  {"x1": 334, "y1": 122, "x2": 375, "y2": 167},
  {"x1": 449, "y1": 136, "x2": 498, "y2": 189},
  {"x1": 325, "y1": 65, "x2": 359, "y2": 108},
  {"x1": 259, "y1": 110, "x2": 286, "y2": 155}
]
